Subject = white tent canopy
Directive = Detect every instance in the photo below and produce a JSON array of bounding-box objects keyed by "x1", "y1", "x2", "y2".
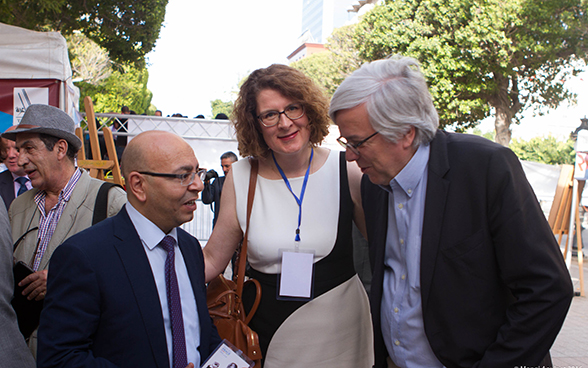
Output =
[{"x1": 0, "y1": 22, "x2": 79, "y2": 117}]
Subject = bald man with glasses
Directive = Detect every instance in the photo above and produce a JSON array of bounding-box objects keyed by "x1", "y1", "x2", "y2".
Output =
[{"x1": 37, "y1": 131, "x2": 221, "y2": 368}]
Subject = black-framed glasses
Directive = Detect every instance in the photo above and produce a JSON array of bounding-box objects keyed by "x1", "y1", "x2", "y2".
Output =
[
  {"x1": 139, "y1": 168, "x2": 207, "y2": 186},
  {"x1": 337, "y1": 131, "x2": 379, "y2": 156},
  {"x1": 257, "y1": 103, "x2": 305, "y2": 127}
]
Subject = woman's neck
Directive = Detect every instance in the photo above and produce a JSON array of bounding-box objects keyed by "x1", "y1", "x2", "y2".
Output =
[{"x1": 271, "y1": 145, "x2": 313, "y2": 178}]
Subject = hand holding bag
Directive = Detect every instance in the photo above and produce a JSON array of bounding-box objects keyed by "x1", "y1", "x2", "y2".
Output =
[{"x1": 207, "y1": 158, "x2": 262, "y2": 365}]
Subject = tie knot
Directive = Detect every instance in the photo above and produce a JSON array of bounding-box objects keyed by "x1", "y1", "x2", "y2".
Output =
[
  {"x1": 15, "y1": 176, "x2": 28, "y2": 186},
  {"x1": 159, "y1": 235, "x2": 176, "y2": 253}
]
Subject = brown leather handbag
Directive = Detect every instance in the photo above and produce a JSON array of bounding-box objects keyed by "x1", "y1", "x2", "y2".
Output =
[{"x1": 207, "y1": 158, "x2": 262, "y2": 365}]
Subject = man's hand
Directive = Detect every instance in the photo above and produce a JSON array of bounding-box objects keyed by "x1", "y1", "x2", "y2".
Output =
[
  {"x1": 19, "y1": 270, "x2": 48, "y2": 301},
  {"x1": 185, "y1": 364, "x2": 194, "y2": 368}
]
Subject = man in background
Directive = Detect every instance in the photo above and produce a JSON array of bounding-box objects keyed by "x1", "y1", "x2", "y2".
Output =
[
  {"x1": 37, "y1": 131, "x2": 221, "y2": 367},
  {"x1": 0, "y1": 126, "x2": 32, "y2": 209},
  {"x1": 202, "y1": 151, "x2": 238, "y2": 227}
]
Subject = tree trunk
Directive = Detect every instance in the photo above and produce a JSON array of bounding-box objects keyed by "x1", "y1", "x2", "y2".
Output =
[
  {"x1": 492, "y1": 72, "x2": 518, "y2": 147},
  {"x1": 494, "y1": 105, "x2": 512, "y2": 147}
]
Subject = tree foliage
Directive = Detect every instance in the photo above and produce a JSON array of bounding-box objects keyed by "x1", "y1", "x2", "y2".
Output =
[
  {"x1": 355, "y1": 0, "x2": 588, "y2": 145},
  {"x1": 292, "y1": 24, "x2": 365, "y2": 98},
  {"x1": 291, "y1": 51, "x2": 339, "y2": 97},
  {"x1": 77, "y1": 65, "x2": 153, "y2": 115},
  {"x1": 210, "y1": 99, "x2": 234, "y2": 119},
  {"x1": 67, "y1": 33, "x2": 154, "y2": 115},
  {"x1": 67, "y1": 33, "x2": 112, "y2": 85},
  {"x1": 0, "y1": 0, "x2": 167, "y2": 66},
  {"x1": 510, "y1": 135, "x2": 575, "y2": 165}
]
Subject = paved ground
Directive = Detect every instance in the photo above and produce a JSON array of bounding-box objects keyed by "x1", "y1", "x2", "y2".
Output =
[{"x1": 551, "y1": 256, "x2": 588, "y2": 368}]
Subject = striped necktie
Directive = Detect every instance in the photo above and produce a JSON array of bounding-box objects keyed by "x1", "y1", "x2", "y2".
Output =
[{"x1": 159, "y1": 235, "x2": 188, "y2": 368}]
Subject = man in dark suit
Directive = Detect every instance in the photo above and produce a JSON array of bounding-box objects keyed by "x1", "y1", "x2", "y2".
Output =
[
  {"x1": 330, "y1": 56, "x2": 573, "y2": 368},
  {"x1": 0, "y1": 126, "x2": 31, "y2": 209},
  {"x1": 37, "y1": 130, "x2": 221, "y2": 368},
  {"x1": 202, "y1": 151, "x2": 238, "y2": 227}
]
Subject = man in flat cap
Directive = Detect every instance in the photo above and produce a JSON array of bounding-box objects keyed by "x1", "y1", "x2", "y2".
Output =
[{"x1": 2, "y1": 104, "x2": 127, "y2": 357}]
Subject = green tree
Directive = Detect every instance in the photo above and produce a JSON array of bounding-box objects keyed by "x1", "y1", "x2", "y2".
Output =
[
  {"x1": 211, "y1": 99, "x2": 233, "y2": 119},
  {"x1": 510, "y1": 135, "x2": 575, "y2": 165},
  {"x1": 291, "y1": 24, "x2": 364, "y2": 98},
  {"x1": 0, "y1": 0, "x2": 167, "y2": 66},
  {"x1": 67, "y1": 33, "x2": 154, "y2": 115},
  {"x1": 67, "y1": 33, "x2": 112, "y2": 85},
  {"x1": 291, "y1": 51, "x2": 339, "y2": 97},
  {"x1": 77, "y1": 64, "x2": 153, "y2": 115},
  {"x1": 355, "y1": 0, "x2": 588, "y2": 146}
]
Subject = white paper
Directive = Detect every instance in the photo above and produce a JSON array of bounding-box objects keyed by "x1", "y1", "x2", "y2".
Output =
[
  {"x1": 279, "y1": 251, "x2": 314, "y2": 298},
  {"x1": 13, "y1": 88, "x2": 49, "y2": 125},
  {"x1": 201, "y1": 340, "x2": 254, "y2": 368}
]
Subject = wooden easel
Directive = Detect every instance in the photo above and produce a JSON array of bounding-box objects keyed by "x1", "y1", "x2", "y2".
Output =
[
  {"x1": 75, "y1": 96, "x2": 123, "y2": 186},
  {"x1": 548, "y1": 164, "x2": 585, "y2": 296},
  {"x1": 548, "y1": 165, "x2": 574, "y2": 245}
]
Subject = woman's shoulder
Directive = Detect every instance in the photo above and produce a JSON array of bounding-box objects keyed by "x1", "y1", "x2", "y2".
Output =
[{"x1": 229, "y1": 157, "x2": 252, "y2": 181}]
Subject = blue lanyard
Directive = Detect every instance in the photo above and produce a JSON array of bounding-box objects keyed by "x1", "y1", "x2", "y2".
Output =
[{"x1": 272, "y1": 148, "x2": 314, "y2": 242}]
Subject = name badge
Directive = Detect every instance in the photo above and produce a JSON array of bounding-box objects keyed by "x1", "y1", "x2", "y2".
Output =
[{"x1": 277, "y1": 249, "x2": 315, "y2": 301}]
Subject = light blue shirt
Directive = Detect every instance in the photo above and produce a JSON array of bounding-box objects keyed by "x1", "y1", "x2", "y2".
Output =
[
  {"x1": 126, "y1": 203, "x2": 201, "y2": 368},
  {"x1": 380, "y1": 144, "x2": 444, "y2": 368}
]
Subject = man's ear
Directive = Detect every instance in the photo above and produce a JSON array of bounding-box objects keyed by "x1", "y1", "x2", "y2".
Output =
[
  {"x1": 402, "y1": 126, "x2": 416, "y2": 149},
  {"x1": 126, "y1": 172, "x2": 148, "y2": 202},
  {"x1": 55, "y1": 139, "x2": 69, "y2": 160}
]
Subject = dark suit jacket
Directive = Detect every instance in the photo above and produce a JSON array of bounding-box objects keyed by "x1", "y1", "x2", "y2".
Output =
[
  {"x1": 363, "y1": 130, "x2": 573, "y2": 368},
  {"x1": 37, "y1": 206, "x2": 221, "y2": 368},
  {"x1": 201, "y1": 176, "x2": 225, "y2": 227},
  {"x1": 0, "y1": 170, "x2": 15, "y2": 211}
]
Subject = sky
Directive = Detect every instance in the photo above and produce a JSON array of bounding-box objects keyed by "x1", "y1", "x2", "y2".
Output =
[
  {"x1": 146, "y1": 0, "x2": 303, "y2": 119},
  {"x1": 146, "y1": 0, "x2": 588, "y2": 141}
]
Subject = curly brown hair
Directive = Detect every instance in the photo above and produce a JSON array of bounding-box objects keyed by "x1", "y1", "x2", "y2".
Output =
[{"x1": 232, "y1": 64, "x2": 330, "y2": 158}]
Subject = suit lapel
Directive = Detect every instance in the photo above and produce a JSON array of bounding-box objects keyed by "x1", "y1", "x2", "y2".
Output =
[
  {"x1": 0, "y1": 171, "x2": 16, "y2": 207},
  {"x1": 420, "y1": 131, "x2": 450, "y2": 311},
  {"x1": 39, "y1": 171, "x2": 90, "y2": 270},
  {"x1": 113, "y1": 207, "x2": 170, "y2": 368}
]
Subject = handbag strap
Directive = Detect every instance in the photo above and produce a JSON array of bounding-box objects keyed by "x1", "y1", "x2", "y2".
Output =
[{"x1": 236, "y1": 158, "x2": 258, "y2": 297}]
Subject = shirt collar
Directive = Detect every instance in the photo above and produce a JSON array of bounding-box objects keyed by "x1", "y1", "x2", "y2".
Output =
[
  {"x1": 125, "y1": 202, "x2": 178, "y2": 250},
  {"x1": 381, "y1": 144, "x2": 430, "y2": 196},
  {"x1": 34, "y1": 168, "x2": 83, "y2": 208}
]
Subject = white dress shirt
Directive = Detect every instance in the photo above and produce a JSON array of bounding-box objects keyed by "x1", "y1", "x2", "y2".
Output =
[{"x1": 126, "y1": 202, "x2": 201, "y2": 368}]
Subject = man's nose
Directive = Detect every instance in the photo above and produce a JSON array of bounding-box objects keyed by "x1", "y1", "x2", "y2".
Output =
[
  {"x1": 8, "y1": 147, "x2": 18, "y2": 158},
  {"x1": 344, "y1": 148, "x2": 359, "y2": 162}
]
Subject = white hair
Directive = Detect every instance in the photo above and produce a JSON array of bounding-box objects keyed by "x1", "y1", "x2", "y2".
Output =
[{"x1": 329, "y1": 55, "x2": 439, "y2": 146}]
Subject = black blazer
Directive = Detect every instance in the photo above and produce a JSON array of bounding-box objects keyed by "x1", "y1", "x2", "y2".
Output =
[
  {"x1": 37, "y1": 206, "x2": 221, "y2": 368},
  {"x1": 0, "y1": 170, "x2": 15, "y2": 210},
  {"x1": 201, "y1": 176, "x2": 225, "y2": 227},
  {"x1": 363, "y1": 130, "x2": 573, "y2": 368}
]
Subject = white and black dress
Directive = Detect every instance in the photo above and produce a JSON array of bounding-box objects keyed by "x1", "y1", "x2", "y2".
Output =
[{"x1": 232, "y1": 150, "x2": 373, "y2": 368}]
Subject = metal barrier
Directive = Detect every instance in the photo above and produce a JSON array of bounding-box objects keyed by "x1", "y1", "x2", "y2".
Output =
[
  {"x1": 182, "y1": 199, "x2": 214, "y2": 243},
  {"x1": 81, "y1": 113, "x2": 236, "y2": 141}
]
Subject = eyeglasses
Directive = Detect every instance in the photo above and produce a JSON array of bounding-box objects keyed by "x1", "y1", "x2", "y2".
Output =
[
  {"x1": 337, "y1": 131, "x2": 379, "y2": 156},
  {"x1": 139, "y1": 168, "x2": 207, "y2": 186},
  {"x1": 257, "y1": 103, "x2": 305, "y2": 127}
]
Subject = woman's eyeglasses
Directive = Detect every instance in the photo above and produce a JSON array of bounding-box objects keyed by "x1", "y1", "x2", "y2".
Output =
[{"x1": 257, "y1": 103, "x2": 305, "y2": 127}]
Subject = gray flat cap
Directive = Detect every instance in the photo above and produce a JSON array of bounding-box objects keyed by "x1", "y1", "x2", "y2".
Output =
[{"x1": 2, "y1": 104, "x2": 82, "y2": 151}]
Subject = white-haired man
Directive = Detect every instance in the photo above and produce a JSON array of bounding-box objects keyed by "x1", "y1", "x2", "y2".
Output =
[{"x1": 330, "y1": 56, "x2": 573, "y2": 368}]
